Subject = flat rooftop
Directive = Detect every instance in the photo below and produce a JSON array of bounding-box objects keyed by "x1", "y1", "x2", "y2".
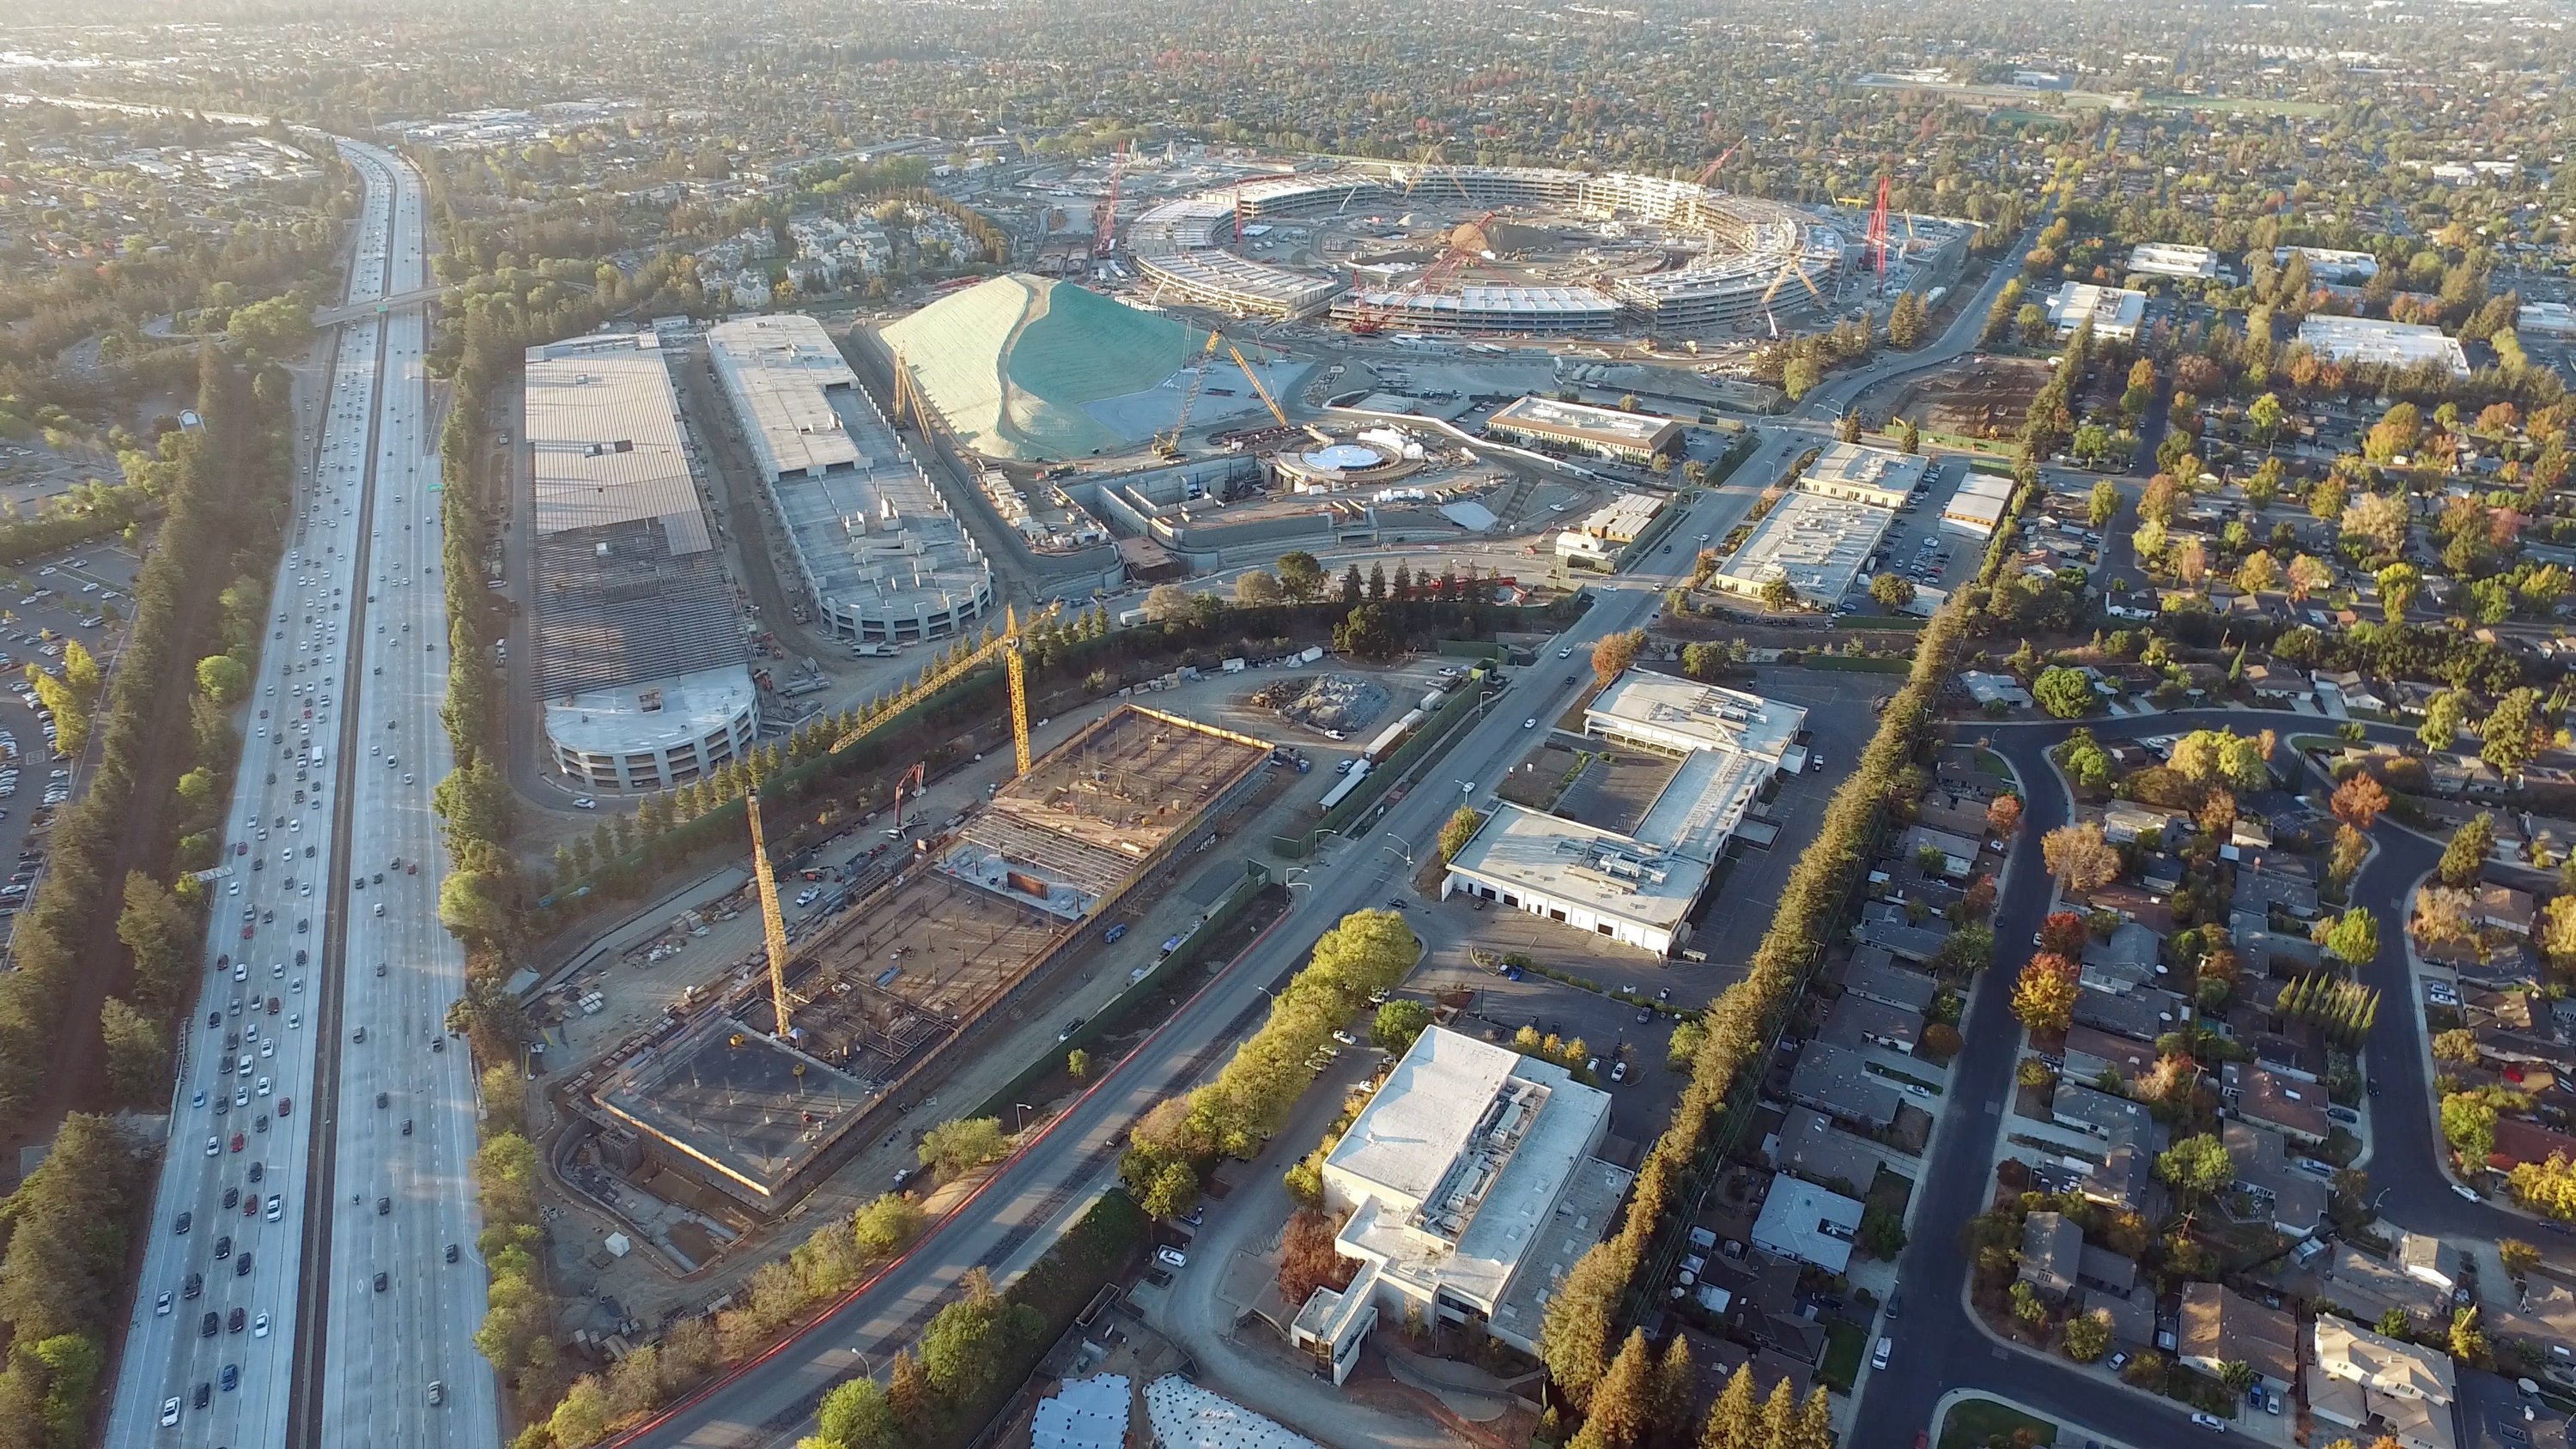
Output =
[
  {"x1": 1446, "y1": 802, "x2": 1707, "y2": 937},
  {"x1": 1328, "y1": 1028, "x2": 1620, "y2": 1314},
  {"x1": 524, "y1": 331, "x2": 708, "y2": 549},
  {"x1": 591, "y1": 1017, "x2": 876, "y2": 1203},
  {"x1": 2295, "y1": 315, "x2": 2471, "y2": 379},
  {"x1": 1710, "y1": 488, "x2": 1897, "y2": 603},
  {"x1": 532, "y1": 516, "x2": 747, "y2": 700},
  {"x1": 706, "y1": 314, "x2": 864, "y2": 481},
  {"x1": 1801, "y1": 441, "x2": 1928, "y2": 505},
  {"x1": 1587, "y1": 670, "x2": 1809, "y2": 763},
  {"x1": 707, "y1": 313, "x2": 993, "y2": 626},
  {"x1": 1489, "y1": 396, "x2": 1681, "y2": 451}
]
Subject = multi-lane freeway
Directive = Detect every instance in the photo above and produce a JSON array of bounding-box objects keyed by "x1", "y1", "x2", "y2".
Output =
[{"x1": 105, "y1": 139, "x2": 495, "y2": 1449}]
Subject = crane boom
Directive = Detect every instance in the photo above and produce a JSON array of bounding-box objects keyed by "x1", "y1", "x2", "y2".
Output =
[
  {"x1": 1092, "y1": 142, "x2": 1127, "y2": 258},
  {"x1": 1695, "y1": 140, "x2": 1742, "y2": 187},
  {"x1": 745, "y1": 789, "x2": 794, "y2": 1039},
  {"x1": 1153, "y1": 330, "x2": 1224, "y2": 459}
]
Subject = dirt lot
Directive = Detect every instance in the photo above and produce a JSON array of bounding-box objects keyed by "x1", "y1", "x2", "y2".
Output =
[{"x1": 1888, "y1": 355, "x2": 2052, "y2": 441}]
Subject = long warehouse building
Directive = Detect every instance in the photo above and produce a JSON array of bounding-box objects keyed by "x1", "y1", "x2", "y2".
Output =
[
  {"x1": 706, "y1": 313, "x2": 996, "y2": 642},
  {"x1": 524, "y1": 330, "x2": 758, "y2": 792}
]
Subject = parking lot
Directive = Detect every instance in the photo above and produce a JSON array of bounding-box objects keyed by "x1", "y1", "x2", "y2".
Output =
[{"x1": 0, "y1": 543, "x2": 142, "y2": 942}]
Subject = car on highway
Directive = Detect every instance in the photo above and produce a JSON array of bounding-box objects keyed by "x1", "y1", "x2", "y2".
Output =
[
  {"x1": 155, "y1": 1290, "x2": 172, "y2": 1315},
  {"x1": 428, "y1": 1381, "x2": 446, "y2": 1406}
]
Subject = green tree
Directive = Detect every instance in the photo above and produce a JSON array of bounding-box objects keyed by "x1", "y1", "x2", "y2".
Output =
[
  {"x1": 1274, "y1": 550, "x2": 1326, "y2": 603},
  {"x1": 1759, "y1": 577, "x2": 1798, "y2": 612},
  {"x1": 1066, "y1": 1048, "x2": 1090, "y2": 1080},
  {"x1": 195, "y1": 652, "x2": 249, "y2": 704},
  {"x1": 918, "y1": 1117, "x2": 1010, "y2": 1177},
  {"x1": 2319, "y1": 907, "x2": 2380, "y2": 967},
  {"x1": 1140, "y1": 1159, "x2": 1200, "y2": 1219},
  {"x1": 2451, "y1": 1307, "x2": 2488, "y2": 1365},
  {"x1": 2063, "y1": 1310, "x2": 2112, "y2": 1363},
  {"x1": 98, "y1": 997, "x2": 167, "y2": 1101},
  {"x1": 814, "y1": 1377, "x2": 901, "y2": 1449},
  {"x1": 1567, "y1": 1328, "x2": 1657, "y2": 1449},
  {"x1": 2156, "y1": 1133, "x2": 2234, "y2": 1208},
  {"x1": 2089, "y1": 480, "x2": 2122, "y2": 529},
  {"x1": 2480, "y1": 689, "x2": 2543, "y2": 777},
  {"x1": 2032, "y1": 666, "x2": 2093, "y2": 718},
  {"x1": 2378, "y1": 562, "x2": 2421, "y2": 621},
  {"x1": 2439, "y1": 813, "x2": 2495, "y2": 888},
  {"x1": 1869, "y1": 573, "x2": 1916, "y2": 610},
  {"x1": 850, "y1": 1193, "x2": 926, "y2": 1260},
  {"x1": 2420, "y1": 688, "x2": 2470, "y2": 754},
  {"x1": 1372, "y1": 999, "x2": 1436, "y2": 1053},
  {"x1": 1698, "y1": 1365, "x2": 1760, "y2": 1449},
  {"x1": 1437, "y1": 807, "x2": 1485, "y2": 862},
  {"x1": 2380, "y1": 1307, "x2": 2417, "y2": 1339}
]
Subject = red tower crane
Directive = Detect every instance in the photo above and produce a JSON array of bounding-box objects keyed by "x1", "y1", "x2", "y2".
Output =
[
  {"x1": 1091, "y1": 142, "x2": 1127, "y2": 258},
  {"x1": 1696, "y1": 140, "x2": 1744, "y2": 188},
  {"x1": 1866, "y1": 176, "x2": 1892, "y2": 281}
]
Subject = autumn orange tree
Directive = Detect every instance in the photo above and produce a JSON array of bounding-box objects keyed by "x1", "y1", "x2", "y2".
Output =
[
  {"x1": 2012, "y1": 952, "x2": 2081, "y2": 1034},
  {"x1": 2330, "y1": 771, "x2": 2390, "y2": 831}
]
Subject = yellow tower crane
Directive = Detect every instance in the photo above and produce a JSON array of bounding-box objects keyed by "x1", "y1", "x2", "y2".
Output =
[
  {"x1": 829, "y1": 602, "x2": 1060, "y2": 768},
  {"x1": 1223, "y1": 342, "x2": 1334, "y2": 446},
  {"x1": 745, "y1": 787, "x2": 794, "y2": 1039}
]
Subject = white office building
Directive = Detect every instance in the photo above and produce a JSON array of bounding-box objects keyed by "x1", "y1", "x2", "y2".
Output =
[
  {"x1": 2044, "y1": 283, "x2": 2147, "y2": 342},
  {"x1": 1291, "y1": 1027, "x2": 1631, "y2": 1379},
  {"x1": 2126, "y1": 243, "x2": 2221, "y2": 281},
  {"x1": 1442, "y1": 670, "x2": 1803, "y2": 954},
  {"x1": 2294, "y1": 315, "x2": 2471, "y2": 379}
]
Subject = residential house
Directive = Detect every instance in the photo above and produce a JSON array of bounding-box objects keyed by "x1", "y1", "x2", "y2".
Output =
[
  {"x1": 2314, "y1": 670, "x2": 2388, "y2": 713},
  {"x1": 1900, "y1": 824, "x2": 1982, "y2": 879},
  {"x1": 2221, "y1": 1119, "x2": 2330, "y2": 1238},
  {"x1": 1748, "y1": 1177, "x2": 1863, "y2": 1274},
  {"x1": 1786, "y1": 1043, "x2": 1902, "y2": 1131},
  {"x1": 2082, "y1": 882, "x2": 2177, "y2": 934},
  {"x1": 2233, "y1": 923, "x2": 2324, "y2": 977},
  {"x1": 2243, "y1": 664, "x2": 2312, "y2": 704},
  {"x1": 1844, "y1": 955, "x2": 1938, "y2": 1014},
  {"x1": 2084, "y1": 1283, "x2": 2158, "y2": 1347},
  {"x1": 1692, "y1": 1334, "x2": 1816, "y2": 1405},
  {"x1": 2052, "y1": 1079, "x2": 2158, "y2": 1144},
  {"x1": 2224, "y1": 1062, "x2": 2332, "y2": 1145},
  {"x1": 2078, "y1": 1140, "x2": 2151, "y2": 1212},
  {"x1": 2233, "y1": 852, "x2": 2322, "y2": 922},
  {"x1": 1823, "y1": 994, "x2": 1922, "y2": 1055},
  {"x1": 1856, "y1": 902, "x2": 1951, "y2": 965},
  {"x1": 2178, "y1": 1282, "x2": 2300, "y2": 1391},
  {"x1": 2311, "y1": 1319, "x2": 2458, "y2": 1449},
  {"x1": 2080, "y1": 922, "x2": 2166, "y2": 993},
  {"x1": 2139, "y1": 852, "x2": 2186, "y2": 896},
  {"x1": 2487, "y1": 1274, "x2": 2576, "y2": 1363},
  {"x1": 2074, "y1": 985, "x2": 2189, "y2": 1041},
  {"x1": 1916, "y1": 791, "x2": 1995, "y2": 844},
  {"x1": 1771, "y1": 1106, "x2": 1885, "y2": 1195},
  {"x1": 2020, "y1": 1211, "x2": 2082, "y2": 1301},
  {"x1": 1959, "y1": 671, "x2": 2034, "y2": 709},
  {"x1": 2102, "y1": 800, "x2": 2184, "y2": 846},
  {"x1": 2321, "y1": 1245, "x2": 2450, "y2": 1330},
  {"x1": 2063, "y1": 1024, "x2": 2159, "y2": 1089},
  {"x1": 2396, "y1": 1231, "x2": 2463, "y2": 1294},
  {"x1": 2475, "y1": 885, "x2": 2536, "y2": 937}
]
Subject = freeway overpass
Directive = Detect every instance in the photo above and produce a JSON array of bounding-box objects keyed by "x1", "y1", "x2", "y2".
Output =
[{"x1": 309, "y1": 283, "x2": 448, "y2": 327}]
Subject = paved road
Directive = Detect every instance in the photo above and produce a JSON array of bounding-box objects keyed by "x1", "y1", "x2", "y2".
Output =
[
  {"x1": 304, "y1": 140, "x2": 501, "y2": 1449},
  {"x1": 605, "y1": 518, "x2": 1723, "y2": 1449},
  {"x1": 1793, "y1": 217, "x2": 2050, "y2": 423},
  {"x1": 103, "y1": 144, "x2": 395, "y2": 1449},
  {"x1": 1850, "y1": 707, "x2": 2552, "y2": 1449}
]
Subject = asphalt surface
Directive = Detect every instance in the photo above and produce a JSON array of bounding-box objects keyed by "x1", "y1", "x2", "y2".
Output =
[
  {"x1": 1848, "y1": 708, "x2": 2556, "y2": 1449},
  {"x1": 104, "y1": 142, "x2": 396, "y2": 1449},
  {"x1": 303, "y1": 140, "x2": 500, "y2": 1449},
  {"x1": 102, "y1": 137, "x2": 498, "y2": 1449},
  {"x1": 603, "y1": 490, "x2": 1748, "y2": 1449}
]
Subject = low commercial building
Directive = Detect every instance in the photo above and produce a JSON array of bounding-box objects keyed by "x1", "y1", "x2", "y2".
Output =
[
  {"x1": 1485, "y1": 396, "x2": 1681, "y2": 464},
  {"x1": 523, "y1": 331, "x2": 757, "y2": 792},
  {"x1": 1553, "y1": 492, "x2": 1668, "y2": 566},
  {"x1": 2280, "y1": 247, "x2": 2380, "y2": 283},
  {"x1": 2044, "y1": 283, "x2": 2147, "y2": 342},
  {"x1": 1941, "y1": 472, "x2": 2015, "y2": 538},
  {"x1": 2295, "y1": 316, "x2": 2471, "y2": 379},
  {"x1": 2519, "y1": 301, "x2": 2576, "y2": 337},
  {"x1": 1799, "y1": 441, "x2": 1928, "y2": 510},
  {"x1": 1294, "y1": 1026, "x2": 1631, "y2": 1379},
  {"x1": 1707, "y1": 489, "x2": 1898, "y2": 606},
  {"x1": 1443, "y1": 670, "x2": 1802, "y2": 955},
  {"x1": 707, "y1": 314, "x2": 996, "y2": 641},
  {"x1": 2126, "y1": 243, "x2": 2222, "y2": 281}
]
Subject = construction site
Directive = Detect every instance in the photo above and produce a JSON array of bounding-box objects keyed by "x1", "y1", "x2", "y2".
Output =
[{"x1": 575, "y1": 702, "x2": 1274, "y2": 1216}]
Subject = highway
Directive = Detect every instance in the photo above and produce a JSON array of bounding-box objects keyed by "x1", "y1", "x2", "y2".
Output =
[
  {"x1": 299, "y1": 141, "x2": 501, "y2": 1449},
  {"x1": 605, "y1": 488, "x2": 1745, "y2": 1449},
  {"x1": 103, "y1": 143, "x2": 393, "y2": 1449}
]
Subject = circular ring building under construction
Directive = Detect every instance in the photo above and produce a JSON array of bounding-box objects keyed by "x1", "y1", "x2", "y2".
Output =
[{"x1": 1123, "y1": 164, "x2": 1849, "y2": 337}]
